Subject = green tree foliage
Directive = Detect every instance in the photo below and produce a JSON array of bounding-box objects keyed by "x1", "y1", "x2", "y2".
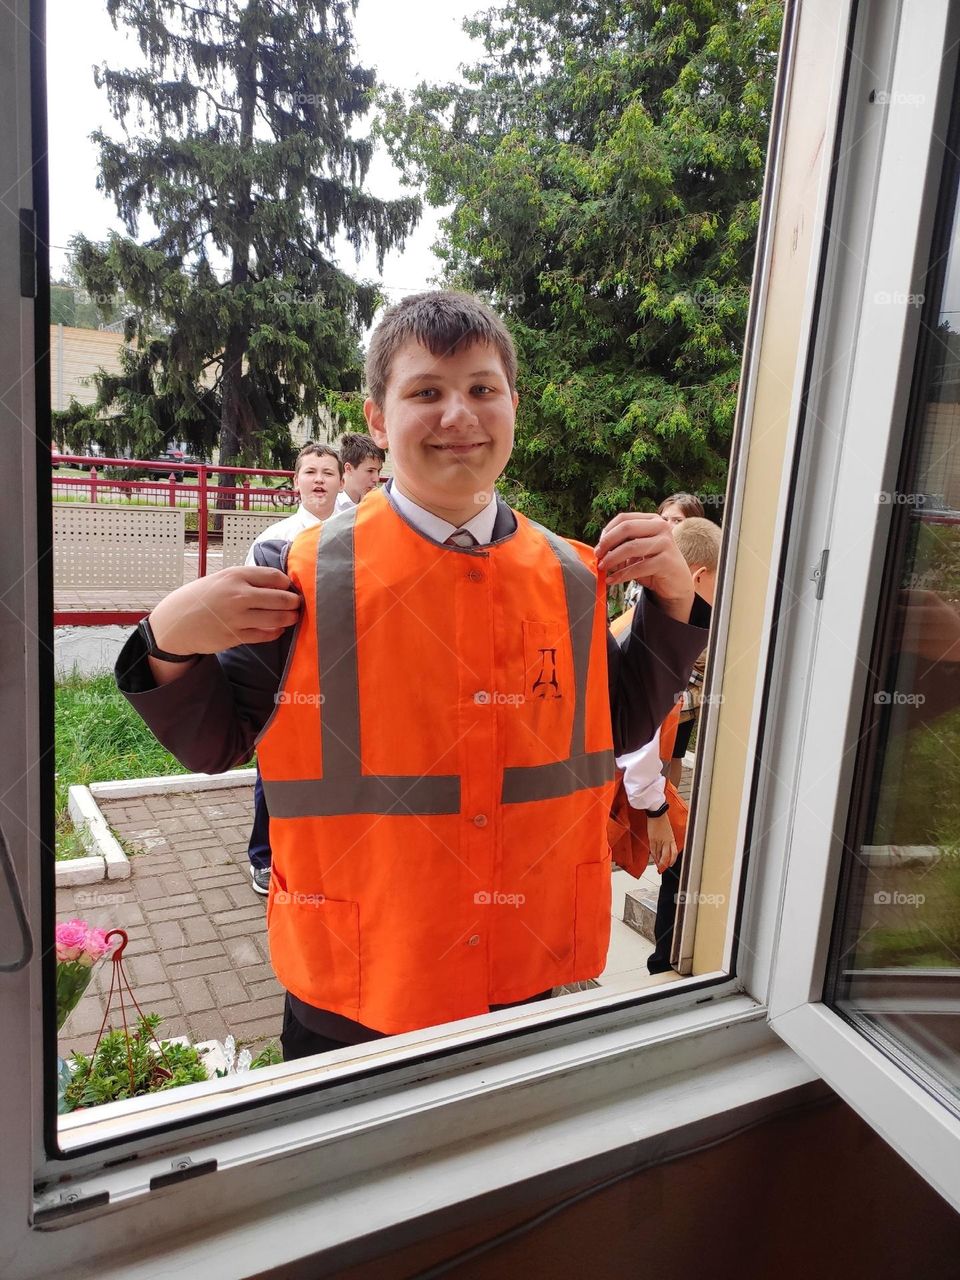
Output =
[
  {"x1": 57, "y1": 0, "x2": 419, "y2": 468},
  {"x1": 380, "y1": 0, "x2": 783, "y2": 536}
]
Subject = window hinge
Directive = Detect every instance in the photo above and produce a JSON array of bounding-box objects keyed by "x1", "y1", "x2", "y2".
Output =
[{"x1": 809, "y1": 549, "x2": 829, "y2": 599}]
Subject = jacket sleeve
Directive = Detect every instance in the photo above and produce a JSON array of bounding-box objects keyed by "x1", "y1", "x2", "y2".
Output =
[
  {"x1": 114, "y1": 541, "x2": 294, "y2": 774},
  {"x1": 607, "y1": 590, "x2": 711, "y2": 757}
]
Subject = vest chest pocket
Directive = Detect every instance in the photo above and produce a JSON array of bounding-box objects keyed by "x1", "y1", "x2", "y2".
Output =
[
  {"x1": 522, "y1": 620, "x2": 569, "y2": 703},
  {"x1": 267, "y1": 888, "x2": 361, "y2": 1020}
]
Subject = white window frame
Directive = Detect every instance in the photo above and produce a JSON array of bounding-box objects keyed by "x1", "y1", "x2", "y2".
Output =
[
  {"x1": 757, "y1": 0, "x2": 960, "y2": 1215},
  {"x1": 5, "y1": 0, "x2": 959, "y2": 1274}
]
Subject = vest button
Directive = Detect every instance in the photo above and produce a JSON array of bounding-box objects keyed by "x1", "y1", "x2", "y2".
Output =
[
  {"x1": 468, "y1": 568, "x2": 484, "y2": 583},
  {"x1": 473, "y1": 813, "x2": 488, "y2": 827},
  {"x1": 467, "y1": 934, "x2": 481, "y2": 946}
]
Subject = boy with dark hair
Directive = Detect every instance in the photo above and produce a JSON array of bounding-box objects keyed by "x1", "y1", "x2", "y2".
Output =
[
  {"x1": 333, "y1": 432, "x2": 386, "y2": 513},
  {"x1": 117, "y1": 290, "x2": 709, "y2": 1059}
]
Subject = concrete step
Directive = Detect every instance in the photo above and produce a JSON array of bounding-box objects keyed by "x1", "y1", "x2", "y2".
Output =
[{"x1": 623, "y1": 887, "x2": 658, "y2": 942}]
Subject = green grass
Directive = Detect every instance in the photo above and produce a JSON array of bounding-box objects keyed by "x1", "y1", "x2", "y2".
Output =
[{"x1": 55, "y1": 672, "x2": 191, "y2": 859}]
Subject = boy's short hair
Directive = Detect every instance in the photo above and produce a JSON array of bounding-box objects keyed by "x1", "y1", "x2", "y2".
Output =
[
  {"x1": 658, "y1": 492, "x2": 706, "y2": 519},
  {"x1": 673, "y1": 517, "x2": 721, "y2": 572},
  {"x1": 339, "y1": 432, "x2": 386, "y2": 468},
  {"x1": 294, "y1": 442, "x2": 343, "y2": 478},
  {"x1": 365, "y1": 291, "x2": 518, "y2": 407}
]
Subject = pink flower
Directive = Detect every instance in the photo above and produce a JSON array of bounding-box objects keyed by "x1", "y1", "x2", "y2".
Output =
[
  {"x1": 55, "y1": 920, "x2": 88, "y2": 963},
  {"x1": 79, "y1": 927, "x2": 111, "y2": 967}
]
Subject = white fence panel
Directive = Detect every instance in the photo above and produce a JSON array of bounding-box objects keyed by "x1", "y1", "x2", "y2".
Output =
[
  {"x1": 220, "y1": 511, "x2": 283, "y2": 568},
  {"x1": 53, "y1": 504, "x2": 185, "y2": 589}
]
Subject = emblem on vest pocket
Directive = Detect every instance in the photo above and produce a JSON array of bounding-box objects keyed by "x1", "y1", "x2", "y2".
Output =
[{"x1": 523, "y1": 620, "x2": 566, "y2": 701}]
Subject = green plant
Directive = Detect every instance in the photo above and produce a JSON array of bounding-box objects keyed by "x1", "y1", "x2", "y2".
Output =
[
  {"x1": 55, "y1": 672, "x2": 190, "y2": 854},
  {"x1": 62, "y1": 1014, "x2": 207, "y2": 1111},
  {"x1": 250, "y1": 1042, "x2": 282, "y2": 1069}
]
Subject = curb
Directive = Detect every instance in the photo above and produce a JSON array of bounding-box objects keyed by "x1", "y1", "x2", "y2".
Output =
[{"x1": 58, "y1": 769, "x2": 256, "y2": 888}]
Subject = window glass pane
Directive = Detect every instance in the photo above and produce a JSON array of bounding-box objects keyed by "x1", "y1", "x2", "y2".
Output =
[{"x1": 828, "y1": 96, "x2": 960, "y2": 1104}]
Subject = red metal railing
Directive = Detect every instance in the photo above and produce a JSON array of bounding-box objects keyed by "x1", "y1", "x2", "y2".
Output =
[{"x1": 53, "y1": 454, "x2": 297, "y2": 625}]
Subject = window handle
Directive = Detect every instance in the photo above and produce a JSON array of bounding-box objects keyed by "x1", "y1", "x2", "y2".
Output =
[{"x1": 0, "y1": 823, "x2": 33, "y2": 972}]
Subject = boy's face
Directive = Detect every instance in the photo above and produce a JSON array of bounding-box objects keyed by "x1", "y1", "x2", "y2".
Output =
[
  {"x1": 364, "y1": 338, "x2": 517, "y2": 524},
  {"x1": 296, "y1": 453, "x2": 341, "y2": 520},
  {"x1": 343, "y1": 457, "x2": 382, "y2": 502}
]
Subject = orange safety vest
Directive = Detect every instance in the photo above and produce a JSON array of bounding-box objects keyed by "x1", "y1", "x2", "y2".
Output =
[
  {"x1": 257, "y1": 489, "x2": 617, "y2": 1035},
  {"x1": 606, "y1": 605, "x2": 688, "y2": 877}
]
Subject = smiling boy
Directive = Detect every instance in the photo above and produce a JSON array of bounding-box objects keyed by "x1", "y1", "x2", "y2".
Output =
[{"x1": 116, "y1": 291, "x2": 709, "y2": 1059}]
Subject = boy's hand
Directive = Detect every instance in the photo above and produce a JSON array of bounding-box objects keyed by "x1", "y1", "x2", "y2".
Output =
[
  {"x1": 647, "y1": 811, "x2": 679, "y2": 873},
  {"x1": 595, "y1": 513, "x2": 695, "y2": 623},
  {"x1": 148, "y1": 567, "x2": 302, "y2": 672}
]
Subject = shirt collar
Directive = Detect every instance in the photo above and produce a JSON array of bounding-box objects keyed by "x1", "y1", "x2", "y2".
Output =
[
  {"x1": 388, "y1": 482, "x2": 499, "y2": 547},
  {"x1": 295, "y1": 504, "x2": 322, "y2": 528}
]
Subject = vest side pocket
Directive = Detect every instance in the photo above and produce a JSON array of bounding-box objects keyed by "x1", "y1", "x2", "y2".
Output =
[
  {"x1": 267, "y1": 891, "x2": 361, "y2": 1021},
  {"x1": 573, "y1": 857, "x2": 613, "y2": 978}
]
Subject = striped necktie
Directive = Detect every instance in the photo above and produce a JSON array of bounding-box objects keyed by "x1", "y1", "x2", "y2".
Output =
[{"x1": 444, "y1": 529, "x2": 478, "y2": 548}]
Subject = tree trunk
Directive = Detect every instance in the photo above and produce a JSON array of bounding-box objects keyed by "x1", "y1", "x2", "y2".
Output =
[{"x1": 216, "y1": 2, "x2": 260, "y2": 521}]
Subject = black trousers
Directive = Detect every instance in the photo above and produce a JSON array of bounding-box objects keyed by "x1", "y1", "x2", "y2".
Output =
[
  {"x1": 280, "y1": 988, "x2": 555, "y2": 1060},
  {"x1": 247, "y1": 766, "x2": 272, "y2": 872},
  {"x1": 647, "y1": 853, "x2": 683, "y2": 974}
]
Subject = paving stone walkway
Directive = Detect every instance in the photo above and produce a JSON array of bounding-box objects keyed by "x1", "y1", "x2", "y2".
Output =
[{"x1": 56, "y1": 783, "x2": 283, "y2": 1060}]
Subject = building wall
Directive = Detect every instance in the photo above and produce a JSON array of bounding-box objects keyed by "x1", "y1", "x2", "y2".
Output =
[
  {"x1": 49, "y1": 323, "x2": 126, "y2": 412},
  {"x1": 297, "y1": 1094, "x2": 960, "y2": 1280}
]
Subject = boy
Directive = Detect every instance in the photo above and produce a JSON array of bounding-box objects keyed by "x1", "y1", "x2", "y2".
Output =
[
  {"x1": 244, "y1": 442, "x2": 342, "y2": 563},
  {"x1": 615, "y1": 517, "x2": 721, "y2": 974},
  {"x1": 243, "y1": 442, "x2": 344, "y2": 895},
  {"x1": 116, "y1": 291, "x2": 709, "y2": 1059},
  {"x1": 333, "y1": 432, "x2": 386, "y2": 513}
]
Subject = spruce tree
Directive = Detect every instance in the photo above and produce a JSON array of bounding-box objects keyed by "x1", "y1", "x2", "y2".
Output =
[
  {"x1": 58, "y1": 0, "x2": 419, "y2": 469},
  {"x1": 380, "y1": 0, "x2": 782, "y2": 538}
]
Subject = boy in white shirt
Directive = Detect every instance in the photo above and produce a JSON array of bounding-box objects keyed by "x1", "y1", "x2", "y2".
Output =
[
  {"x1": 245, "y1": 443, "x2": 343, "y2": 892},
  {"x1": 245, "y1": 442, "x2": 342, "y2": 566},
  {"x1": 332, "y1": 432, "x2": 386, "y2": 513},
  {"x1": 616, "y1": 517, "x2": 721, "y2": 971}
]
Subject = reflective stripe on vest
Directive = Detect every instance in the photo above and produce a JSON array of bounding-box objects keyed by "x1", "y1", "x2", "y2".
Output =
[
  {"x1": 502, "y1": 521, "x2": 614, "y2": 803},
  {"x1": 262, "y1": 503, "x2": 614, "y2": 818}
]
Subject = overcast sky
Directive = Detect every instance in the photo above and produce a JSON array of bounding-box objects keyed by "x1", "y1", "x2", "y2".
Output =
[{"x1": 46, "y1": 0, "x2": 484, "y2": 306}]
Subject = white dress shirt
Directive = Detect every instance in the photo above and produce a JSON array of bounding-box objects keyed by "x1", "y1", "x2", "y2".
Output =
[
  {"x1": 390, "y1": 482, "x2": 499, "y2": 546},
  {"x1": 333, "y1": 489, "x2": 355, "y2": 514},
  {"x1": 616, "y1": 733, "x2": 667, "y2": 811},
  {"x1": 244, "y1": 504, "x2": 320, "y2": 565}
]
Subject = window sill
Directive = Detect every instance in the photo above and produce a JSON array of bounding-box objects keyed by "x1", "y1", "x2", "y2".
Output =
[{"x1": 27, "y1": 993, "x2": 817, "y2": 1279}]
